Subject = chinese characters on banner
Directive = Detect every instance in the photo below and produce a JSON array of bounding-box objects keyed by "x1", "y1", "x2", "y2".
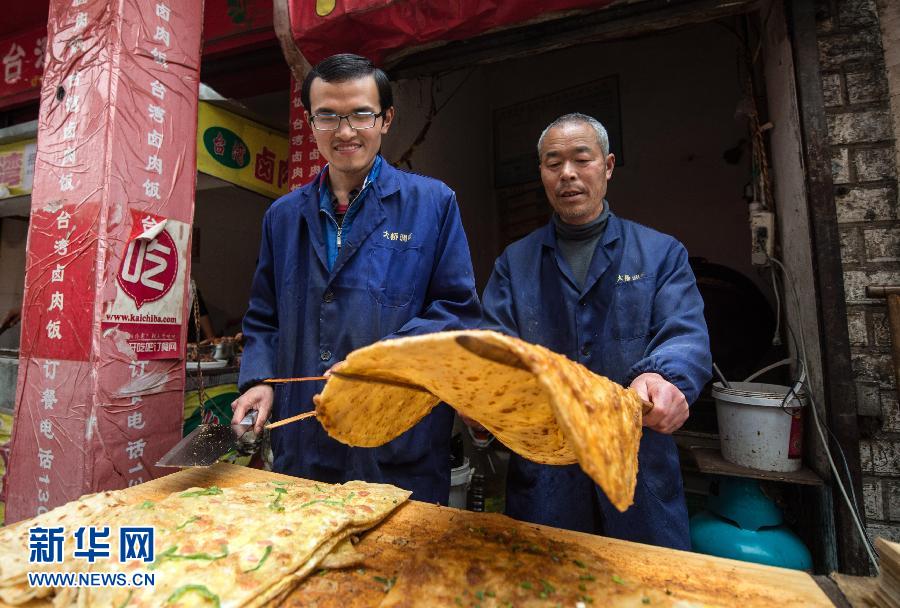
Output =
[
  {"x1": 5, "y1": 0, "x2": 203, "y2": 523},
  {"x1": 288, "y1": 76, "x2": 323, "y2": 191},
  {"x1": 0, "y1": 27, "x2": 47, "y2": 107}
]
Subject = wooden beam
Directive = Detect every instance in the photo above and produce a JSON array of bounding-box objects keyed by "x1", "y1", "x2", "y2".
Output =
[
  {"x1": 199, "y1": 44, "x2": 290, "y2": 99},
  {"x1": 273, "y1": 0, "x2": 311, "y2": 84}
]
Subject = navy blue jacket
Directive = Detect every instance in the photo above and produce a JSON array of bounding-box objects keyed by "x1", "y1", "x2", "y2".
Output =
[
  {"x1": 481, "y1": 211, "x2": 711, "y2": 549},
  {"x1": 239, "y1": 159, "x2": 481, "y2": 504}
]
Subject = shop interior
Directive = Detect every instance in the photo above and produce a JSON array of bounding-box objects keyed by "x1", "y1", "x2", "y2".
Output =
[{"x1": 1, "y1": 11, "x2": 830, "y2": 569}]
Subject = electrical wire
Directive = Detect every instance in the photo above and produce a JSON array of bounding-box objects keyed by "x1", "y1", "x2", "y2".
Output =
[
  {"x1": 768, "y1": 256, "x2": 880, "y2": 571},
  {"x1": 770, "y1": 266, "x2": 869, "y2": 527},
  {"x1": 724, "y1": 2, "x2": 875, "y2": 567},
  {"x1": 773, "y1": 261, "x2": 876, "y2": 563},
  {"x1": 778, "y1": 318, "x2": 868, "y2": 524},
  {"x1": 770, "y1": 264, "x2": 782, "y2": 346}
]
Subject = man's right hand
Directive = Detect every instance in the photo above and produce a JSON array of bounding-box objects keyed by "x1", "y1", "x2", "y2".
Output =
[{"x1": 232, "y1": 384, "x2": 274, "y2": 434}]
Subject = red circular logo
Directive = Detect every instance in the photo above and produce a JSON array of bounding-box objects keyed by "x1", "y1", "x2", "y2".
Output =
[{"x1": 117, "y1": 230, "x2": 179, "y2": 309}]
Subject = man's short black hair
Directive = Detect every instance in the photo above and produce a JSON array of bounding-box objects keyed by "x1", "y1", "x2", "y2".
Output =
[{"x1": 301, "y1": 53, "x2": 393, "y2": 113}]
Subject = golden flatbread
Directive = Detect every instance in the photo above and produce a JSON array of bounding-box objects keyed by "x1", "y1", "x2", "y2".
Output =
[
  {"x1": 0, "y1": 491, "x2": 125, "y2": 606},
  {"x1": 79, "y1": 480, "x2": 410, "y2": 607},
  {"x1": 0, "y1": 479, "x2": 409, "y2": 608},
  {"x1": 316, "y1": 330, "x2": 643, "y2": 511},
  {"x1": 379, "y1": 515, "x2": 683, "y2": 608}
]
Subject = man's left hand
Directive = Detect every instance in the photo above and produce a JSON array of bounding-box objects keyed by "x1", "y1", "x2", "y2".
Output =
[{"x1": 630, "y1": 372, "x2": 688, "y2": 434}]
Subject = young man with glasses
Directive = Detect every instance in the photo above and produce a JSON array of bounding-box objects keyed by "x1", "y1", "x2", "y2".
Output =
[{"x1": 233, "y1": 54, "x2": 481, "y2": 504}]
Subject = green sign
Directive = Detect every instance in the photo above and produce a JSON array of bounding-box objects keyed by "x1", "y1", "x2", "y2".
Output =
[{"x1": 202, "y1": 127, "x2": 251, "y2": 169}]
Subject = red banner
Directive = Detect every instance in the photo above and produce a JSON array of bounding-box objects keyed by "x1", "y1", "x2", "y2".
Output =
[
  {"x1": 0, "y1": 0, "x2": 275, "y2": 110},
  {"x1": 5, "y1": 0, "x2": 203, "y2": 522},
  {"x1": 289, "y1": 0, "x2": 615, "y2": 65},
  {"x1": 288, "y1": 76, "x2": 323, "y2": 191},
  {"x1": 202, "y1": 0, "x2": 275, "y2": 56},
  {"x1": 0, "y1": 26, "x2": 47, "y2": 108}
]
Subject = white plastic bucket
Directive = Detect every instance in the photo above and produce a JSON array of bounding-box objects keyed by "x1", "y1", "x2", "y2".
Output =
[
  {"x1": 712, "y1": 382, "x2": 806, "y2": 472},
  {"x1": 449, "y1": 457, "x2": 473, "y2": 509}
]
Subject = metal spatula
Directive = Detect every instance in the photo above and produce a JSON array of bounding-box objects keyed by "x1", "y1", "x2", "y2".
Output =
[{"x1": 156, "y1": 411, "x2": 258, "y2": 467}]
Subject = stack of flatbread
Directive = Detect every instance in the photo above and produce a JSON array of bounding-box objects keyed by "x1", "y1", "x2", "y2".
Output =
[
  {"x1": 0, "y1": 479, "x2": 409, "y2": 606},
  {"x1": 316, "y1": 330, "x2": 644, "y2": 512},
  {"x1": 0, "y1": 491, "x2": 124, "y2": 606}
]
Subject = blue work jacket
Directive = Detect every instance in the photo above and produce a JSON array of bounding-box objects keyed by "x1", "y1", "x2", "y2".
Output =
[
  {"x1": 239, "y1": 158, "x2": 481, "y2": 504},
  {"x1": 481, "y1": 211, "x2": 711, "y2": 549}
]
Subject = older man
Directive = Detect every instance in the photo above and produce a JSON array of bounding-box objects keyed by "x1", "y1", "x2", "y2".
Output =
[
  {"x1": 481, "y1": 113, "x2": 711, "y2": 549},
  {"x1": 233, "y1": 54, "x2": 480, "y2": 504}
]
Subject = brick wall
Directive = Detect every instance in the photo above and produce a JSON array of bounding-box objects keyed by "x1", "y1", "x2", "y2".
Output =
[{"x1": 816, "y1": 0, "x2": 900, "y2": 540}]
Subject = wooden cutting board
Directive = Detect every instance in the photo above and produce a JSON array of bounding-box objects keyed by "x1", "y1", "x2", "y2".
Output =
[{"x1": 127, "y1": 463, "x2": 833, "y2": 607}]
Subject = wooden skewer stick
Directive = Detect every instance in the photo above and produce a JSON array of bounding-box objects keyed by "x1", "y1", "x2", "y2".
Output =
[
  {"x1": 265, "y1": 410, "x2": 317, "y2": 430},
  {"x1": 263, "y1": 376, "x2": 328, "y2": 384},
  {"x1": 260, "y1": 364, "x2": 653, "y2": 421}
]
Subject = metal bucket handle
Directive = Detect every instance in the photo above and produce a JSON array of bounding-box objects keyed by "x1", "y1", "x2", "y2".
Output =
[{"x1": 742, "y1": 358, "x2": 806, "y2": 417}]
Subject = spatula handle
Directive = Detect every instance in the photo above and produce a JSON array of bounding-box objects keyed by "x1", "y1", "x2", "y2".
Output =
[{"x1": 238, "y1": 410, "x2": 258, "y2": 426}]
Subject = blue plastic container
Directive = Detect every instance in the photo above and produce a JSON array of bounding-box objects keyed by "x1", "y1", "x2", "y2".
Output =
[{"x1": 690, "y1": 477, "x2": 812, "y2": 571}]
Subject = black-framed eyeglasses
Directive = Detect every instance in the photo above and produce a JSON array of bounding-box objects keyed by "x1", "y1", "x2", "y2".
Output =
[{"x1": 310, "y1": 110, "x2": 386, "y2": 131}]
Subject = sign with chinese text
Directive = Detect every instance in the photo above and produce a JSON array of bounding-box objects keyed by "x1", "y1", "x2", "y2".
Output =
[
  {"x1": 0, "y1": 138, "x2": 37, "y2": 198},
  {"x1": 0, "y1": 27, "x2": 46, "y2": 108},
  {"x1": 196, "y1": 101, "x2": 289, "y2": 199},
  {"x1": 5, "y1": 0, "x2": 203, "y2": 523},
  {"x1": 287, "y1": 76, "x2": 322, "y2": 191},
  {"x1": 100, "y1": 210, "x2": 189, "y2": 360}
]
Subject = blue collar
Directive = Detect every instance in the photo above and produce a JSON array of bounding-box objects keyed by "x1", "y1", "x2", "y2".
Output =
[{"x1": 317, "y1": 155, "x2": 383, "y2": 215}]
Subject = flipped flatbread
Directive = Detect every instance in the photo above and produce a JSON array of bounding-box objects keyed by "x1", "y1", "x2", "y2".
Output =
[{"x1": 316, "y1": 330, "x2": 643, "y2": 511}]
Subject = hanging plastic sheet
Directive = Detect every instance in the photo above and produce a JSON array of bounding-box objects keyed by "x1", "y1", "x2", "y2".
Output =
[{"x1": 289, "y1": 0, "x2": 615, "y2": 65}]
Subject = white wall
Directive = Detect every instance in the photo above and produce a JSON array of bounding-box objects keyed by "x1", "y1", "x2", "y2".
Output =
[{"x1": 382, "y1": 70, "x2": 499, "y2": 288}]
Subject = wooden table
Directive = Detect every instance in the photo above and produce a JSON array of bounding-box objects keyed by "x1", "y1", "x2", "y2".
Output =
[{"x1": 121, "y1": 463, "x2": 837, "y2": 607}]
